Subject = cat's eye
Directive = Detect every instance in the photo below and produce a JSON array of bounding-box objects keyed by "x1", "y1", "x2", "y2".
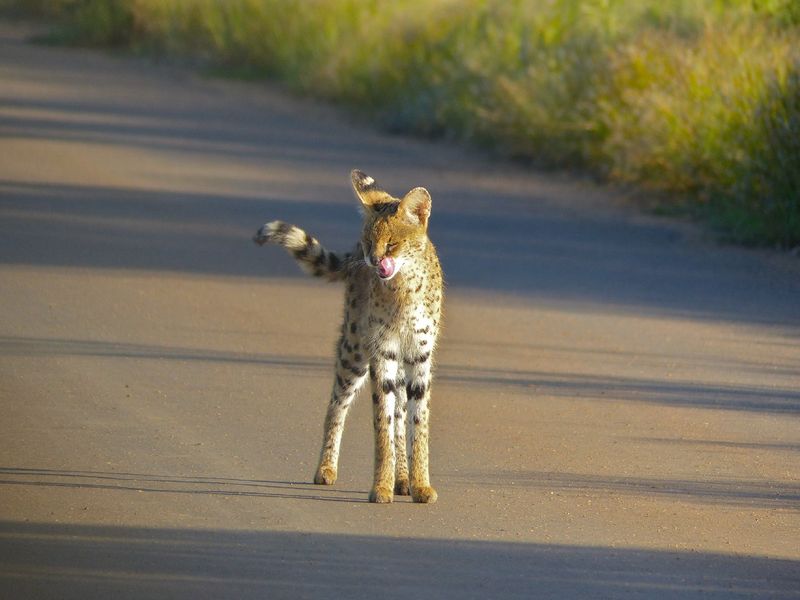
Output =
[{"x1": 386, "y1": 242, "x2": 397, "y2": 253}]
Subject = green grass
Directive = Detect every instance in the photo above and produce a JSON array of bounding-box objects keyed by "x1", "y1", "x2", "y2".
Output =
[{"x1": 5, "y1": 0, "x2": 799, "y2": 246}]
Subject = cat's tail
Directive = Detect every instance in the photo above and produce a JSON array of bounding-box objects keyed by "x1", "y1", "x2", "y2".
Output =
[{"x1": 253, "y1": 221, "x2": 349, "y2": 282}]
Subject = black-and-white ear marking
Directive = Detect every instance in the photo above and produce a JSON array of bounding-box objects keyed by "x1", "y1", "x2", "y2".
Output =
[
  {"x1": 351, "y1": 169, "x2": 394, "y2": 210},
  {"x1": 400, "y1": 187, "x2": 432, "y2": 228},
  {"x1": 351, "y1": 169, "x2": 378, "y2": 193}
]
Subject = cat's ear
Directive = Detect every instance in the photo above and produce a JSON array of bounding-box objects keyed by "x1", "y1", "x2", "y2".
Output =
[
  {"x1": 351, "y1": 170, "x2": 393, "y2": 210},
  {"x1": 399, "y1": 187, "x2": 432, "y2": 229}
]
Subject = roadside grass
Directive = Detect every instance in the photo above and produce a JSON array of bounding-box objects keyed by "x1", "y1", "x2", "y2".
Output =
[{"x1": 4, "y1": 0, "x2": 799, "y2": 247}]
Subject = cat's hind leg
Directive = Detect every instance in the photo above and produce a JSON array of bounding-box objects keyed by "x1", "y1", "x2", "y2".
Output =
[
  {"x1": 314, "y1": 333, "x2": 368, "y2": 485},
  {"x1": 393, "y1": 364, "x2": 410, "y2": 496}
]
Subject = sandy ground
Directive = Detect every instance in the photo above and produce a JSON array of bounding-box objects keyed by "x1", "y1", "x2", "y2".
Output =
[{"x1": 1, "y1": 21, "x2": 799, "y2": 599}]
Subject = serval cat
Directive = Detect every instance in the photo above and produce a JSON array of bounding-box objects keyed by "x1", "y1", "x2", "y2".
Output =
[{"x1": 253, "y1": 170, "x2": 443, "y2": 503}]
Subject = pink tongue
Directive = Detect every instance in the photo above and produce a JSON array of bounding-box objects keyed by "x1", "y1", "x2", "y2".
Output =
[{"x1": 378, "y1": 256, "x2": 395, "y2": 278}]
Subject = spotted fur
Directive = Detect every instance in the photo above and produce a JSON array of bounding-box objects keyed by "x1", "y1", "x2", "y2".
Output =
[
  {"x1": 253, "y1": 221, "x2": 349, "y2": 282},
  {"x1": 254, "y1": 169, "x2": 443, "y2": 504}
]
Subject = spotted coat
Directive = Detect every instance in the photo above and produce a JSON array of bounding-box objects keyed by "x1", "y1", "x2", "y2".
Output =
[{"x1": 254, "y1": 170, "x2": 443, "y2": 504}]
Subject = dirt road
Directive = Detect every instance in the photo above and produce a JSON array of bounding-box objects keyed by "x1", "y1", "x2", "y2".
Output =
[{"x1": 1, "y1": 22, "x2": 799, "y2": 599}]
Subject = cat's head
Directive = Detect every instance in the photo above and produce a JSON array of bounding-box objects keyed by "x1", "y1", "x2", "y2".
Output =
[{"x1": 350, "y1": 169, "x2": 432, "y2": 281}]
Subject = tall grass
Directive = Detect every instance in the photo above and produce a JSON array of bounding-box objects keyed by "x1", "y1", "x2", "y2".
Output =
[{"x1": 6, "y1": 0, "x2": 799, "y2": 246}]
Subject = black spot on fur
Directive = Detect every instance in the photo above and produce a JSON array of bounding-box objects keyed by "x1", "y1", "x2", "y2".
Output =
[
  {"x1": 382, "y1": 380, "x2": 398, "y2": 395},
  {"x1": 407, "y1": 382, "x2": 426, "y2": 400},
  {"x1": 405, "y1": 352, "x2": 430, "y2": 366},
  {"x1": 350, "y1": 322, "x2": 357, "y2": 334},
  {"x1": 372, "y1": 392, "x2": 379, "y2": 405},
  {"x1": 380, "y1": 349, "x2": 398, "y2": 361}
]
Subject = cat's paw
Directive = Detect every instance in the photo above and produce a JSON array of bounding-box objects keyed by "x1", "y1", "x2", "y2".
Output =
[
  {"x1": 368, "y1": 486, "x2": 394, "y2": 504},
  {"x1": 314, "y1": 464, "x2": 337, "y2": 486},
  {"x1": 394, "y1": 478, "x2": 411, "y2": 496},
  {"x1": 411, "y1": 485, "x2": 438, "y2": 504}
]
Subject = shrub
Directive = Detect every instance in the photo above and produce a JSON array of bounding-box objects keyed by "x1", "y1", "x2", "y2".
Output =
[{"x1": 5, "y1": 0, "x2": 798, "y2": 245}]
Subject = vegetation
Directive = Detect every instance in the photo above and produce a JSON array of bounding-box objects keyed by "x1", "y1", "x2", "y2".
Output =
[{"x1": 5, "y1": 0, "x2": 799, "y2": 246}]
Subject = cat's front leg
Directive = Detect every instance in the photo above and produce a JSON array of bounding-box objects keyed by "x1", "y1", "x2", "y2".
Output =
[
  {"x1": 368, "y1": 347, "x2": 401, "y2": 503},
  {"x1": 406, "y1": 348, "x2": 437, "y2": 504}
]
